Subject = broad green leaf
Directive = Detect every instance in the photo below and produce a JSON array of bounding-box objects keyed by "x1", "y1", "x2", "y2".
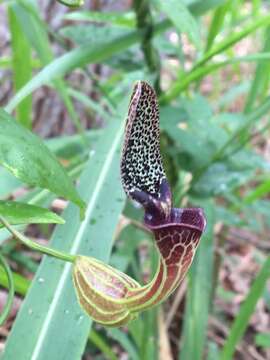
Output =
[
  {"x1": 220, "y1": 256, "x2": 270, "y2": 360},
  {"x1": 8, "y1": 6, "x2": 32, "y2": 128},
  {"x1": 158, "y1": 0, "x2": 200, "y2": 48},
  {"x1": 192, "y1": 161, "x2": 253, "y2": 197},
  {"x1": 0, "y1": 200, "x2": 64, "y2": 227},
  {"x1": 60, "y1": 24, "x2": 124, "y2": 46},
  {"x1": 180, "y1": 201, "x2": 215, "y2": 360},
  {"x1": 0, "y1": 109, "x2": 84, "y2": 210},
  {"x1": 2, "y1": 98, "x2": 128, "y2": 360},
  {"x1": 0, "y1": 168, "x2": 22, "y2": 199}
]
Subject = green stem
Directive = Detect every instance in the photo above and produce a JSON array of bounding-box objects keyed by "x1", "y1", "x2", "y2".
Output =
[
  {"x1": 134, "y1": 0, "x2": 161, "y2": 92},
  {"x1": 0, "y1": 253, "x2": 15, "y2": 325},
  {"x1": 0, "y1": 216, "x2": 75, "y2": 263}
]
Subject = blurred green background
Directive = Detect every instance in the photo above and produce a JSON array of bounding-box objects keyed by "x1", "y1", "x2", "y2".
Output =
[{"x1": 0, "y1": 0, "x2": 270, "y2": 359}]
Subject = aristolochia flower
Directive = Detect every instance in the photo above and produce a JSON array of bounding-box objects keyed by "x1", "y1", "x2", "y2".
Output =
[{"x1": 73, "y1": 81, "x2": 206, "y2": 327}]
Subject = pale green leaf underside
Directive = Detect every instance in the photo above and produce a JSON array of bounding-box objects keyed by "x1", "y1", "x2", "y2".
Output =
[{"x1": 0, "y1": 200, "x2": 64, "y2": 227}]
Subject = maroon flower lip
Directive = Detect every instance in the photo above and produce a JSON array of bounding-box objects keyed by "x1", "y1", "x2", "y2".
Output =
[{"x1": 145, "y1": 208, "x2": 206, "y2": 233}]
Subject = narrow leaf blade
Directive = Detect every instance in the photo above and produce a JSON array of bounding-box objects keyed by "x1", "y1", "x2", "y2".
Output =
[
  {"x1": 220, "y1": 256, "x2": 270, "y2": 360},
  {"x1": 159, "y1": 0, "x2": 200, "y2": 48},
  {"x1": 8, "y1": 6, "x2": 32, "y2": 128},
  {"x1": 2, "y1": 99, "x2": 128, "y2": 360}
]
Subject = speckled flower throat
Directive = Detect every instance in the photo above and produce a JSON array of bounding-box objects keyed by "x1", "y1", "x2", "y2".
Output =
[{"x1": 73, "y1": 81, "x2": 206, "y2": 327}]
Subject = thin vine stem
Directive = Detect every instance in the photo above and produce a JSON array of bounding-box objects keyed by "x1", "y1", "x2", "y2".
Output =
[
  {"x1": 0, "y1": 253, "x2": 15, "y2": 325},
  {"x1": 0, "y1": 216, "x2": 75, "y2": 263}
]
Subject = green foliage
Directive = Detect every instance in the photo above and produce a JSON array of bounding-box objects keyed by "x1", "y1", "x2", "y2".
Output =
[
  {"x1": 2, "y1": 101, "x2": 127, "y2": 360},
  {"x1": 220, "y1": 256, "x2": 270, "y2": 360},
  {"x1": 8, "y1": 6, "x2": 32, "y2": 128},
  {"x1": 0, "y1": 254, "x2": 14, "y2": 325},
  {"x1": 158, "y1": 0, "x2": 200, "y2": 48},
  {"x1": 0, "y1": 201, "x2": 64, "y2": 227},
  {"x1": 0, "y1": 109, "x2": 84, "y2": 211},
  {"x1": 0, "y1": 0, "x2": 270, "y2": 359}
]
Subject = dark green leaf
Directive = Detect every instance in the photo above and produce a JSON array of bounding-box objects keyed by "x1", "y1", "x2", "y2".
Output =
[{"x1": 0, "y1": 109, "x2": 84, "y2": 210}]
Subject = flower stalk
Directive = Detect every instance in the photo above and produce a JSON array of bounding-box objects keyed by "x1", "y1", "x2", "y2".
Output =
[{"x1": 0, "y1": 216, "x2": 75, "y2": 263}]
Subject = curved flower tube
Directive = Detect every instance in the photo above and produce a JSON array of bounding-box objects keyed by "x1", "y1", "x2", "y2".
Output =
[{"x1": 73, "y1": 81, "x2": 206, "y2": 327}]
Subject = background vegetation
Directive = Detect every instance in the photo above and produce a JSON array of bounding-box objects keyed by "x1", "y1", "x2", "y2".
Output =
[{"x1": 0, "y1": 0, "x2": 270, "y2": 359}]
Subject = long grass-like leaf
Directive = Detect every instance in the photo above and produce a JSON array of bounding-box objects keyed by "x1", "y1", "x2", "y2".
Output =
[
  {"x1": 161, "y1": 53, "x2": 270, "y2": 103},
  {"x1": 180, "y1": 201, "x2": 215, "y2": 360},
  {"x1": 219, "y1": 256, "x2": 270, "y2": 360},
  {"x1": 164, "y1": 13, "x2": 270, "y2": 102},
  {"x1": 244, "y1": 179, "x2": 270, "y2": 203},
  {"x1": 8, "y1": 6, "x2": 32, "y2": 128},
  {"x1": 244, "y1": 26, "x2": 270, "y2": 113},
  {"x1": 11, "y1": 0, "x2": 84, "y2": 134},
  {"x1": 159, "y1": 0, "x2": 200, "y2": 48},
  {"x1": 0, "y1": 254, "x2": 15, "y2": 325},
  {"x1": 205, "y1": 0, "x2": 232, "y2": 51},
  {"x1": 5, "y1": 20, "x2": 170, "y2": 113},
  {"x1": 0, "y1": 266, "x2": 30, "y2": 296},
  {"x1": 2, "y1": 98, "x2": 128, "y2": 360},
  {"x1": 89, "y1": 330, "x2": 118, "y2": 360}
]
